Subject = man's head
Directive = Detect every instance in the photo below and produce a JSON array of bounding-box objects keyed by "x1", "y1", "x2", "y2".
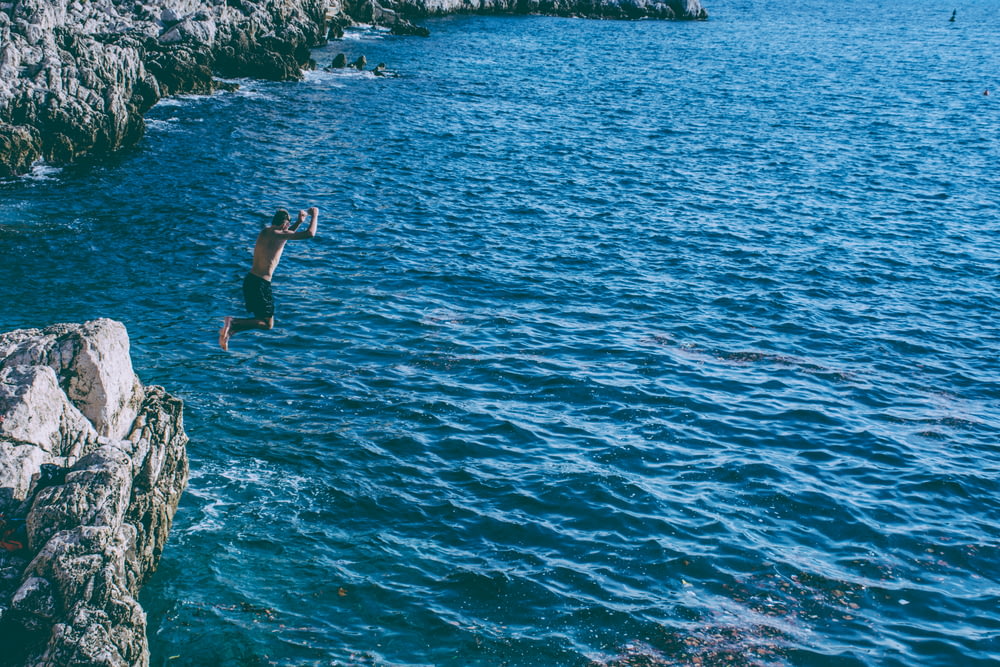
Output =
[{"x1": 271, "y1": 209, "x2": 291, "y2": 229}]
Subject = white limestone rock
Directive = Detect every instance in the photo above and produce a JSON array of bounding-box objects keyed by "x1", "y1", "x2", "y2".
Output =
[
  {"x1": 0, "y1": 320, "x2": 188, "y2": 667},
  {"x1": 0, "y1": 365, "x2": 99, "y2": 458},
  {"x1": 0, "y1": 440, "x2": 63, "y2": 502},
  {"x1": 0, "y1": 319, "x2": 143, "y2": 441},
  {"x1": 0, "y1": 0, "x2": 327, "y2": 176}
]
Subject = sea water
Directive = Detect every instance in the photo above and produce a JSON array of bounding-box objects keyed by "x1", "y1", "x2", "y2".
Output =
[{"x1": 1, "y1": 0, "x2": 998, "y2": 664}]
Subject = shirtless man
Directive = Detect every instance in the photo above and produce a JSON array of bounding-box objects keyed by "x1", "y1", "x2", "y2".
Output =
[{"x1": 219, "y1": 206, "x2": 319, "y2": 351}]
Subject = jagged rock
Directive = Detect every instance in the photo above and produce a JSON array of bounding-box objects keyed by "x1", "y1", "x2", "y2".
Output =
[
  {"x1": 0, "y1": 0, "x2": 329, "y2": 176},
  {"x1": 0, "y1": 320, "x2": 144, "y2": 441},
  {"x1": 0, "y1": 0, "x2": 707, "y2": 176},
  {"x1": 0, "y1": 365, "x2": 97, "y2": 455},
  {"x1": 355, "y1": 0, "x2": 706, "y2": 33},
  {"x1": 144, "y1": 44, "x2": 216, "y2": 96},
  {"x1": 397, "y1": 0, "x2": 708, "y2": 17},
  {"x1": 0, "y1": 320, "x2": 189, "y2": 667},
  {"x1": 389, "y1": 19, "x2": 430, "y2": 36},
  {"x1": 215, "y1": 47, "x2": 306, "y2": 80},
  {"x1": 330, "y1": 52, "x2": 348, "y2": 68},
  {"x1": 0, "y1": 442, "x2": 59, "y2": 504},
  {"x1": 327, "y1": 16, "x2": 350, "y2": 39},
  {"x1": 0, "y1": 123, "x2": 42, "y2": 179}
]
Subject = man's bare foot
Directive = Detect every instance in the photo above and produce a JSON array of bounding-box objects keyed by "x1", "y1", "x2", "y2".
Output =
[{"x1": 219, "y1": 317, "x2": 232, "y2": 351}]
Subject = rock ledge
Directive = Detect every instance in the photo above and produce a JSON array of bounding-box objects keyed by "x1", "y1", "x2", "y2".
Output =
[{"x1": 0, "y1": 319, "x2": 188, "y2": 667}]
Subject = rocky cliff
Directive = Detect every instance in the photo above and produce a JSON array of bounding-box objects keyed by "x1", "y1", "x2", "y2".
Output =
[
  {"x1": 0, "y1": 0, "x2": 705, "y2": 176},
  {"x1": 341, "y1": 0, "x2": 706, "y2": 35},
  {"x1": 0, "y1": 319, "x2": 188, "y2": 667},
  {"x1": 377, "y1": 0, "x2": 705, "y2": 21},
  {"x1": 0, "y1": 0, "x2": 329, "y2": 176}
]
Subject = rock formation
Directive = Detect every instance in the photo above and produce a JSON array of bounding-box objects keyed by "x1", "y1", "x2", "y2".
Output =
[
  {"x1": 366, "y1": 0, "x2": 706, "y2": 22},
  {"x1": 0, "y1": 319, "x2": 188, "y2": 667},
  {"x1": 0, "y1": 0, "x2": 328, "y2": 177},
  {"x1": 0, "y1": 0, "x2": 705, "y2": 176}
]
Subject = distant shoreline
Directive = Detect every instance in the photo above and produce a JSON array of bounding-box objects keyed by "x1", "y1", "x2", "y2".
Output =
[{"x1": 0, "y1": 0, "x2": 706, "y2": 178}]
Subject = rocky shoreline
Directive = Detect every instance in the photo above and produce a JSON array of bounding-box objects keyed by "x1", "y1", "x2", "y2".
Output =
[
  {"x1": 0, "y1": 320, "x2": 188, "y2": 667},
  {"x1": 0, "y1": 0, "x2": 705, "y2": 176},
  {"x1": 0, "y1": 0, "x2": 704, "y2": 658}
]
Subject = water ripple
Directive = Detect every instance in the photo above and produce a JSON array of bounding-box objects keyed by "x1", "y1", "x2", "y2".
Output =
[{"x1": 2, "y1": 2, "x2": 1000, "y2": 666}]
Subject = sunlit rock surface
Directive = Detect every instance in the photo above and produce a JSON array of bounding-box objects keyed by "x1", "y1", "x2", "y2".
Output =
[
  {"x1": 0, "y1": 0, "x2": 327, "y2": 176},
  {"x1": 0, "y1": 319, "x2": 188, "y2": 667}
]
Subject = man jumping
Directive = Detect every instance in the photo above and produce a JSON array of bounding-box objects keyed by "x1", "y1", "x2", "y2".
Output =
[{"x1": 219, "y1": 206, "x2": 319, "y2": 351}]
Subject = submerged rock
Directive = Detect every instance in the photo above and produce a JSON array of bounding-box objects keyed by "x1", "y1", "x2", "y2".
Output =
[{"x1": 0, "y1": 319, "x2": 188, "y2": 667}]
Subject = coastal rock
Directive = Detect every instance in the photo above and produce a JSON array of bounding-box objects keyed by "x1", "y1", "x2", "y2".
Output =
[
  {"x1": 0, "y1": 0, "x2": 706, "y2": 175},
  {"x1": 0, "y1": 123, "x2": 42, "y2": 178},
  {"x1": 0, "y1": 0, "x2": 328, "y2": 176},
  {"x1": 389, "y1": 19, "x2": 431, "y2": 36},
  {"x1": 353, "y1": 0, "x2": 706, "y2": 31},
  {"x1": 0, "y1": 319, "x2": 144, "y2": 441},
  {"x1": 0, "y1": 319, "x2": 189, "y2": 667}
]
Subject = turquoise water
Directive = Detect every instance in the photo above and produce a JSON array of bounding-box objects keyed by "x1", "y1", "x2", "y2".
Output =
[{"x1": 2, "y1": 0, "x2": 999, "y2": 664}]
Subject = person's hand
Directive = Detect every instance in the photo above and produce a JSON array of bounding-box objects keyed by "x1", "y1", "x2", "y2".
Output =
[
  {"x1": 308, "y1": 206, "x2": 319, "y2": 215},
  {"x1": 297, "y1": 210, "x2": 307, "y2": 221}
]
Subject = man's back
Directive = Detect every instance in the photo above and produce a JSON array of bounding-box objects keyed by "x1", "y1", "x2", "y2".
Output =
[{"x1": 251, "y1": 228, "x2": 289, "y2": 281}]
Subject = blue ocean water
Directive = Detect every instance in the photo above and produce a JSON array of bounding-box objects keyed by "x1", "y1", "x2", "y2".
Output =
[{"x1": 2, "y1": 0, "x2": 999, "y2": 664}]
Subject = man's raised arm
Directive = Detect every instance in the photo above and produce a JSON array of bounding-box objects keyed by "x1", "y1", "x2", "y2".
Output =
[{"x1": 280, "y1": 206, "x2": 318, "y2": 239}]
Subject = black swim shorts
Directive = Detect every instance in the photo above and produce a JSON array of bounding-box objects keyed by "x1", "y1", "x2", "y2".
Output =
[{"x1": 243, "y1": 272, "x2": 274, "y2": 320}]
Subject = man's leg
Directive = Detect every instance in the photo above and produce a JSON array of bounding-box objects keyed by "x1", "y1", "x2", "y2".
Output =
[
  {"x1": 219, "y1": 316, "x2": 273, "y2": 351},
  {"x1": 218, "y1": 317, "x2": 232, "y2": 351},
  {"x1": 222, "y1": 274, "x2": 275, "y2": 351}
]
